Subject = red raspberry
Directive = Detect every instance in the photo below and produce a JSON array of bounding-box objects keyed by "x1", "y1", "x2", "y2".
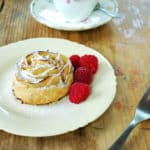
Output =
[
  {"x1": 74, "y1": 67, "x2": 93, "y2": 84},
  {"x1": 70, "y1": 55, "x2": 80, "y2": 69},
  {"x1": 79, "y1": 55, "x2": 98, "y2": 74},
  {"x1": 69, "y1": 82, "x2": 90, "y2": 104}
]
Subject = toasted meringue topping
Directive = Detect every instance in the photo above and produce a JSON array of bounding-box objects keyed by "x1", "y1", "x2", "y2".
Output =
[{"x1": 16, "y1": 51, "x2": 73, "y2": 86}]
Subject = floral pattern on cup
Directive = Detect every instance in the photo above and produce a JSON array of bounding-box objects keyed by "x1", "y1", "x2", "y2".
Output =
[
  {"x1": 66, "y1": 0, "x2": 71, "y2": 4},
  {"x1": 66, "y1": 0, "x2": 80, "y2": 3}
]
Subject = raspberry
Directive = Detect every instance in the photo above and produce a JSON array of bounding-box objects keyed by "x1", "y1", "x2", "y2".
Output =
[
  {"x1": 79, "y1": 55, "x2": 98, "y2": 74},
  {"x1": 69, "y1": 82, "x2": 90, "y2": 104},
  {"x1": 74, "y1": 67, "x2": 93, "y2": 84},
  {"x1": 70, "y1": 55, "x2": 80, "y2": 69}
]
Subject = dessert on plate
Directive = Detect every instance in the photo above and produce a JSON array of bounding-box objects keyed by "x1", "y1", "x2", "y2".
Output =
[{"x1": 13, "y1": 51, "x2": 74, "y2": 105}]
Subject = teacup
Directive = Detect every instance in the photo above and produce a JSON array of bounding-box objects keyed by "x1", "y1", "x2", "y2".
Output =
[{"x1": 53, "y1": 0, "x2": 99, "y2": 22}]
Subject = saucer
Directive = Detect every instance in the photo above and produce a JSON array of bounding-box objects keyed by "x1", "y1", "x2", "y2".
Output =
[{"x1": 30, "y1": 0, "x2": 118, "y2": 31}]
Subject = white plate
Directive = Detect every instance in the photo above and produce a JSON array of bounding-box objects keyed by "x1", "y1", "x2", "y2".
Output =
[
  {"x1": 30, "y1": 0, "x2": 118, "y2": 31},
  {"x1": 0, "y1": 38, "x2": 116, "y2": 137}
]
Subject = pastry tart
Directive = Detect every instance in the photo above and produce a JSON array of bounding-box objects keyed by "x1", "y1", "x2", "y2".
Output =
[{"x1": 13, "y1": 51, "x2": 74, "y2": 105}]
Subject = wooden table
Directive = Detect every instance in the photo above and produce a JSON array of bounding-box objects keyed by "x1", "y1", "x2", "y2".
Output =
[{"x1": 0, "y1": 0, "x2": 150, "y2": 149}]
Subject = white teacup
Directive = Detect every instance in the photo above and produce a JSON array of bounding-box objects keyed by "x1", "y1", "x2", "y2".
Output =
[{"x1": 53, "y1": 0, "x2": 99, "y2": 22}]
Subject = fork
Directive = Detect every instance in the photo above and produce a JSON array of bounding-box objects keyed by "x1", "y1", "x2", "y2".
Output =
[{"x1": 109, "y1": 87, "x2": 150, "y2": 150}]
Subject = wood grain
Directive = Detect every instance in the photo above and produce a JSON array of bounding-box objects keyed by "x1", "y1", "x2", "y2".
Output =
[{"x1": 0, "y1": 0, "x2": 150, "y2": 150}]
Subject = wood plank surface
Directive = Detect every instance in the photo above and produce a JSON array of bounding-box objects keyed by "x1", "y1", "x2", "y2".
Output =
[{"x1": 0, "y1": 0, "x2": 150, "y2": 149}]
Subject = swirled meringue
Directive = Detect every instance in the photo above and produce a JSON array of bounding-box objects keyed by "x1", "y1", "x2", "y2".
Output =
[{"x1": 13, "y1": 51, "x2": 74, "y2": 105}]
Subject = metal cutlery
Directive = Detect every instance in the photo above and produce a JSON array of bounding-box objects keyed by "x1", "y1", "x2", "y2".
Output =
[{"x1": 109, "y1": 87, "x2": 150, "y2": 150}]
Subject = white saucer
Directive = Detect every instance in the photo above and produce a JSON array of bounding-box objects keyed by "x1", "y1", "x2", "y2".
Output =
[
  {"x1": 30, "y1": 0, "x2": 118, "y2": 31},
  {"x1": 0, "y1": 38, "x2": 116, "y2": 137}
]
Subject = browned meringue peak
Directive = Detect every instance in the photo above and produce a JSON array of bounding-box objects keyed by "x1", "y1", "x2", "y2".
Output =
[{"x1": 16, "y1": 51, "x2": 73, "y2": 86}]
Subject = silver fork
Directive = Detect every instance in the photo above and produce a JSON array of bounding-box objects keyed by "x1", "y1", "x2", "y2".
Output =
[{"x1": 109, "y1": 87, "x2": 150, "y2": 150}]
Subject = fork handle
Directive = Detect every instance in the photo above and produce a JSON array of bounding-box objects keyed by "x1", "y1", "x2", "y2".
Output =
[{"x1": 109, "y1": 120, "x2": 138, "y2": 150}]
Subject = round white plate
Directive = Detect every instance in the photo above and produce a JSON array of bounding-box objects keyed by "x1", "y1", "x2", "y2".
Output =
[
  {"x1": 30, "y1": 0, "x2": 118, "y2": 31},
  {"x1": 0, "y1": 38, "x2": 116, "y2": 137}
]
